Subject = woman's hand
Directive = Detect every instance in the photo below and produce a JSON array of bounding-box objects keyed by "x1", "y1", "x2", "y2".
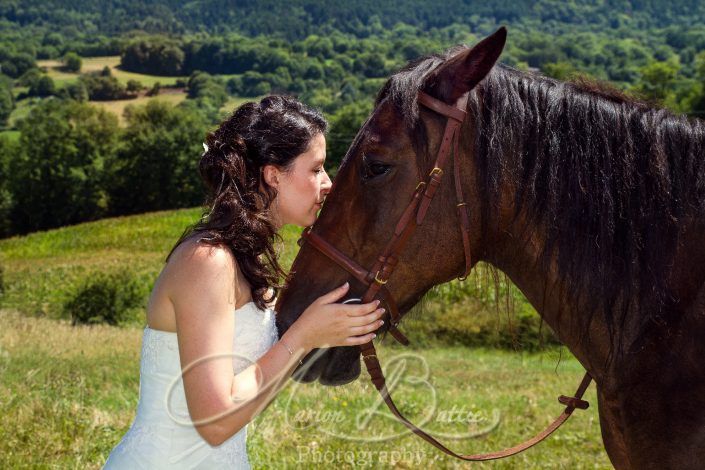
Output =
[{"x1": 287, "y1": 282, "x2": 385, "y2": 350}]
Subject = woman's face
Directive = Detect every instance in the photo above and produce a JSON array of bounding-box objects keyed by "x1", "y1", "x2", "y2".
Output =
[{"x1": 265, "y1": 133, "x2": 332, "y2": 228}]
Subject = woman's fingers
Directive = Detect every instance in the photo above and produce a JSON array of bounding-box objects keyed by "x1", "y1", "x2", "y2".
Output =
[
  {"x1": 348, "y1": 319, "x2": 383, "y2": 336},
  {"x1": 348, "y1": 308, "x2": 385, "y2": 326},
  {"x1": 344, "y1": 332, "x2": 376, "y2": 345},
  {"x1": 316, "y1": 282, "x2": 350, "y2": 305},
  {"x1": 342, "y1": 299, "x2": 380, "y2": 316}
]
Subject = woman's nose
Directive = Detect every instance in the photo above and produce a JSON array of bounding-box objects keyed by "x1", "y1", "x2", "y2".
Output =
[{"x1": 322, "y1": 171, "x2": 332, "y2": 192}]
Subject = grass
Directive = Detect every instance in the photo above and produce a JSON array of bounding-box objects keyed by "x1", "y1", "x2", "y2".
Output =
[
  {"x1": 0, "y1": 130, "x2": 19, "y2": 142},
  {"x1": 0, "y1": 309, "x2": 610, "y2": 468},
  {"x1": 92, "y1": 92, "x2": 187, "y2": 126},
  {"x1": 220, "y1": 95, "x2": 264, "y2": 115},
  {"x1": 0, "y1": 208, "x2": 611, "y2": 467},
  {"x1": 37, "y1": 56, "x2": 183, "y2": 87},
  {"x1": 0, "y1": 208, "x2": 301, "y2": 319},
  {"x1": 12, "y1": 57, "x2": 255, "y2": 128},
  {"x1": 6, "y1": 97, "x2": 36, "y2": 128}
]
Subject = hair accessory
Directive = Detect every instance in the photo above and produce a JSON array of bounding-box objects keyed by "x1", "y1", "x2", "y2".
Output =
[{"x1": 202, "y1": 142, "x2": 209, "y2": 156}]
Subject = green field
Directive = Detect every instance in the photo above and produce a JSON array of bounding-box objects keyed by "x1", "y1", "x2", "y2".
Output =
[
  {"x1": 37, "y1": 56, "x2": 183, "y2": 87},
  {"x1": 0, "y1": 309, "x2": 609, "y2": 468},
  {"x1": 0, "y1": 208, "x2": 610, "y2": 468},
  {"x1": 91, "y1": 91, "x2": 188, "y2": 126},
  {"x1": 8, "y1": 58, "x2": 257, "y2": 127}
]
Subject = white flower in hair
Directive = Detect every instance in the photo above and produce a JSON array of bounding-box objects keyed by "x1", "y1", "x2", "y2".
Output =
[{"x1": 202, "y1": 142, "x2": 209, "y2": 154}]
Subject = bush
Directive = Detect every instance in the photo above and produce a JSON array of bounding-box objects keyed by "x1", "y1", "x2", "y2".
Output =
[
  {"x1": 79, "y1": 73, "x2": 127, "y2": 100},
  {"x1": 64, "y1": 269, "x2": 145, "y2": 326},
  {"x1": 29, "y1": 75, "x2": 56, "y2": 97},
  {"x1": 401, "y1": 296, "x2": 560, "y2": 351},
  {"x1": 146, "y1": 81, "x2": 161, "y2": 96},
  {"x1": 0, "y1": 76, "x2": 14, "y2": 126},
  {"x1": 61, "y1": 81, "x2": 89, "y2": 102},
  {"x1": 63, "y1": 52, "x2": 82, "y2": 73}
]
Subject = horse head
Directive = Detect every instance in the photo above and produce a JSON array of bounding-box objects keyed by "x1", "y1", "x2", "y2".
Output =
[{"x1": 276, "y1": 28, "x2": 507, "y2": 385}]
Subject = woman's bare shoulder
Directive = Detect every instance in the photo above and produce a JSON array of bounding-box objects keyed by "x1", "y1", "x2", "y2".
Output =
[{"x1": 164, "y1": 234, "x2": 238, "y2": 295}]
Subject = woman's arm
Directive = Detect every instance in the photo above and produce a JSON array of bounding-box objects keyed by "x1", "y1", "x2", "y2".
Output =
[{"x1": 168, "y1": 240, "x2": 382, "y2": 447}]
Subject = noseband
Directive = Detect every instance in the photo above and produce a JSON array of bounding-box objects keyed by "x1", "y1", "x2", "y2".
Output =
[{"x1": 298, "y1": 90, "x2": 592, "y2": 461}]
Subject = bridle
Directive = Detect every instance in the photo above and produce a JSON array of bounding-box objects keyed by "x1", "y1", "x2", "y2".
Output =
[{"x1": 298, "y1": 89, "x2": 593, "y2": 461}]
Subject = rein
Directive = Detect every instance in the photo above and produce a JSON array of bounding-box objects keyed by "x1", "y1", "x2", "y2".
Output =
[{"x1": 298, "y1": 90, "x2": 592, "y2": 461}]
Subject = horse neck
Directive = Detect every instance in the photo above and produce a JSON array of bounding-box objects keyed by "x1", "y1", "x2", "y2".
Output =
[
  {"x1": 466, "y1": 66, "x2": 705, "y2": 383},
  {"x1": 482, "y1": 217, "x2": 611, "y2": 382}
]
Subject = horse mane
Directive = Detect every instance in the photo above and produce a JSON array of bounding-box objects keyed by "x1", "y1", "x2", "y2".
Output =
[{"x1": 378, "y1": 48, "x2": 705, "y2": 357}]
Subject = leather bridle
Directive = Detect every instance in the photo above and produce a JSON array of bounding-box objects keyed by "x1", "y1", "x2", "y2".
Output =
[{"x1": 298, "y1": 90, "x2": 593, "y2": 461}]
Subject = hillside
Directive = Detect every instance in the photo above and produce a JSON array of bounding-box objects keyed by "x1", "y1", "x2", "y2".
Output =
[{"x1": 3, "y1": 0, "x2": 705, "y2": 38}]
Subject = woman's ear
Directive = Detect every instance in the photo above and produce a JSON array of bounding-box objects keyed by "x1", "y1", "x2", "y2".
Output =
[{"x1": 262, "y1": 164, "x2": 280, "y2": 189}]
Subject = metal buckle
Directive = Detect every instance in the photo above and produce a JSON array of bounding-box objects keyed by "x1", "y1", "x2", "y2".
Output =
[
  {"x1": 415, "y1": 181, "x2": 426, "y2": 191},
  {"x1": 429, "y1": 167, "x2": 443, "y2": 177},
  {"x1": 457, "y1": 202, "x2": 467, "y2": 207},
  {"x1": 374, "y1": 271, "x2": 388, "y2": 285}
]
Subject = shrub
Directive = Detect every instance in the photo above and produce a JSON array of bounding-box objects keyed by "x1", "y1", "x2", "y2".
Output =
[
  {"x1": 126, "y1": 79, "x2": 144, "y2": 93},
  {"x1": 62, "y1": 81, "x2": 89, "y2": 101},
  {"x1": 79, "y1": 73, "x2": 127, "y2": 100},
  {"x1": 63, "y1": 52, "x2": 82, "y2": 73},
  {"x1": 146, "y1": 81, "x2": 161, "y2": 96},
  {"x1": 64, "y1": 269, "x2": 145, "y2": 326},
  {"x1": 29, "y1": 75, "x2": 56, "y2": 97}
]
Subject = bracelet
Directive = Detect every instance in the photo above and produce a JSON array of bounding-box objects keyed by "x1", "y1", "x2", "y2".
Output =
[{"x1": 280, "y1": 338, "x2": 303, "y2": 366}]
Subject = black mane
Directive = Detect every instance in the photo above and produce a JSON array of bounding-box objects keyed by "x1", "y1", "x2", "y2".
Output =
[{"x1": 378, "y1": 50, "x2": 705, "y2": 357}]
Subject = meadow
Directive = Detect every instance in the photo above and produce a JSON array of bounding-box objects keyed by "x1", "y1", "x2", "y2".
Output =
[
  {"x1": 37, "y1": 57, "x2": 182, "y2": 88},
  {"x1": 0, "y1": 208, "x2": 611, "y2": 468},
  {"x1": 3, "y1": 58, "x2": 258, "y2": 130}
]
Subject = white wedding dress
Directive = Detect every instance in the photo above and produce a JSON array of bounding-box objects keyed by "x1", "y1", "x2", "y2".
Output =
[{"x1": 103, "y1": 302, "x2": 278, "y2": 469}]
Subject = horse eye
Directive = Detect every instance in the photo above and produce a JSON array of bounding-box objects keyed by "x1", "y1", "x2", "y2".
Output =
[{"x1": 362, "y1": 158, "x2": 392, "y2": 180}]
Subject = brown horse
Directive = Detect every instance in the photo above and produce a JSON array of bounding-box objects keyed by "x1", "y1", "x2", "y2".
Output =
[{"x1": 276, "y1": 28, "x2": 705, "y2": 468}]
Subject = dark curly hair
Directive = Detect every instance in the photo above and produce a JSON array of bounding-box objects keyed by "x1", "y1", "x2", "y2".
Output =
[{"x1": 166, "y1": 95, "x2": 328, "y2": 310}]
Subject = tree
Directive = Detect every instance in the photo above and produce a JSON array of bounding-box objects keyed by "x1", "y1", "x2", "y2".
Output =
[
  {"x1": 633, "y1": 58, "x2": 680, "y2": 106},
  {"x1": 9, "y1": 99, "x2": 119, "y2": 233},
  {"x1": 0, "y1": 135, "x2": 18, "y2": 236},
  {"x1": 63, "y1": 52, "x2": 82, "y2": 72},
  {"x1": 542, "y1": 61, "x2": 577, "y2": 81},
  {"x1": 687, "y1": 51, "x2": 705, "y2": 117},
  {"x1": 0, "y1": 76, "x2": 14, "y2": 127},
  {"x1": 326, "y1": 101, "x2": 373, "y2": 170},
  {"x1": 79, "y1": 73, "x2": 127, "y2": 100},
  {"x1": 121, "y1": 38, "x2": 185, "y2": 76},
  {"x1": 29, "y1": 75, "x2": 57, "y2": 97},
  {"x1": 106, "y1": 100, "x2": 208, "y2": 215}
]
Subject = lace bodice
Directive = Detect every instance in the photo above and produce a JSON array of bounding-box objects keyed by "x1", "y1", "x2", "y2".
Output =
[{"x1": 104, "y1": 302, "x2": 278, "y2": 469}]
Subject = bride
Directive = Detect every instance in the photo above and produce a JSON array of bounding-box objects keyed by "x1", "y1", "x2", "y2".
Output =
[{"x1": 103, "y1": 95, "x2": 385, "y2": 469}]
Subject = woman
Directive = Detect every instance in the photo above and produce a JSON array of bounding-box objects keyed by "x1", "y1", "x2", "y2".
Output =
[{"x1": 103, "y1": 95, "x2": 385, "y2": 469}]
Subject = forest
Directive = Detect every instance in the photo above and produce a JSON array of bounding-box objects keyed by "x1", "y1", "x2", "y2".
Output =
[{"x1": 1, "y1": 0, "x2": 705, "y2": 237}]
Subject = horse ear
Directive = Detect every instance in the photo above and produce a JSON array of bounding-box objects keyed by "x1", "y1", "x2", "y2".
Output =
[{"x1": 423, "y1": 26, "x2": 507, "y2": 104}]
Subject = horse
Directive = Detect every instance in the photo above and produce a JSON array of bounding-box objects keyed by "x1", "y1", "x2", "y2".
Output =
[{"x1": 275, "y1": 27, "x2": 705, "y2": 468}]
